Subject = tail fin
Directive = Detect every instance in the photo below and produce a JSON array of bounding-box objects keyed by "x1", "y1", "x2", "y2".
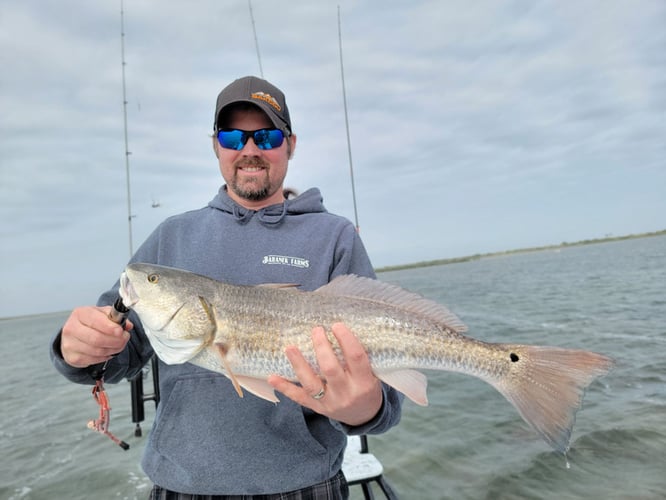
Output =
[{"x1": 492, "y1": 345, "x2": 614, "y2": 453}]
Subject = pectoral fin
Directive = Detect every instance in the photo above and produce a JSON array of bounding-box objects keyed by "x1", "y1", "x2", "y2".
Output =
[
  {"x1": 212, "y1": 345, "x2": 280, "y2": 403},
  {"x1": 376, "y1": 369, "x2": 429, "y2": 406},
  {"x1": 235, "y1": 375, "x2": 280, "y2": 404},
  {"x1": 215, "y1": 344, "x2": 244, "y2": 398}
]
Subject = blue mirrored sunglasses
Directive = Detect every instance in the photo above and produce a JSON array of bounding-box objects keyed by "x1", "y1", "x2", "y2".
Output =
[{"x1": 216, "y1": 128, "x2": 285, "y2": 151}]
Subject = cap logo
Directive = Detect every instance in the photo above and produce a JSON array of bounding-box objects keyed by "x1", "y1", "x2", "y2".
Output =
[{"x1": 251, "y1": 91, "x2": 282, "y2": 112}]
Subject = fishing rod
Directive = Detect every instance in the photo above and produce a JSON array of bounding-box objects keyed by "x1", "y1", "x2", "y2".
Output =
[
  {"x1": 248, "y1": 0, "x2": 264, "y2": 78},
  {"x1": 337, "y1": 6, "x2": 360, "y2": 232},
  {"x1": 119, "y1": 0, "x2": 160, "y2": 439},
  {"x1": 120, "y1": 0, "x2": 134, "y2": 255},
  {"x1": 85, "y1": 0, "x2": 139, "y2": 450}
]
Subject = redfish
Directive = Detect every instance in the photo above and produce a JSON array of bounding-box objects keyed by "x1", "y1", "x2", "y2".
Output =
[{"x1": 119, "y1": 263, "x2": 613, "y2": 452}]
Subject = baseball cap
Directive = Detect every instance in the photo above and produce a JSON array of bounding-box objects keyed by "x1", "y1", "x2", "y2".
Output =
[{"x1": 214, "y1": 76, "x2": 292, "y2": 134}]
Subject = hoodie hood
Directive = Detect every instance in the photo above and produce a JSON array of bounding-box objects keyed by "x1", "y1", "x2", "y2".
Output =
[{"x1": 208, "y1": 186, "x2": 327, "y2": 225}]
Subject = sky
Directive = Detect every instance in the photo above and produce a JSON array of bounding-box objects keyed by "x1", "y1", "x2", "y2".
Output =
[{"x1": 1, "y1": 0, "x2": 664, "y2": 317}]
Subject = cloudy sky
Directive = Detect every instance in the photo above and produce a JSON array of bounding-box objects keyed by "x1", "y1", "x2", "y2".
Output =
[{"x1": 1, "y1": 0, "x2": 664, "y2": 317}]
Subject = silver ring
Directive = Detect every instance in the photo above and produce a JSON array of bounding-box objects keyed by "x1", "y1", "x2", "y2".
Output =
[{"x1": 311, "y1": 387, "x2": 326, "y2": 400}]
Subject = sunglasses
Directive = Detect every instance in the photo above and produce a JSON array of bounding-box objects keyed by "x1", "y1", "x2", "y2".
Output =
[{"x1": 216, "y1": 128, "x2": 285, "y2": 151}]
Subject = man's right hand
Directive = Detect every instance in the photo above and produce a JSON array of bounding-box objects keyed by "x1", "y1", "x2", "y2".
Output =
[{"x1": 60, "y1": 306, "x2": 133, "y2": 367}]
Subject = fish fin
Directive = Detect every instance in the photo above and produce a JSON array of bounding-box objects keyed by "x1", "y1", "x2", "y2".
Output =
[
  {"x1": 376, "y1": 369, "x2": 429, "y2": 406},
  {"x1": 210, "y1": 343, "x2": 280, "y2": 403},
  {"x1": 316, "y1": 275, "x2": 468, "y2": 333},
  {"x1": 235, "y1": 375, "x2": 281, "y2": 404},
  {"x1": 491, "y1": 345, "x2": 614, "y2": 453},
  {"x1": 215, "y1": 344, "x2": 244, "y2": 398}
]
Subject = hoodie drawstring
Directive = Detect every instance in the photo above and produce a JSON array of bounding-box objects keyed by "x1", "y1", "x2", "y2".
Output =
[
  {"x1": 231, "y1": 201, "x2": 288, "y2": 226},
  {"x1": 231, "y1": 204, "x2": 252, "y2": 224},
  {"x1": 257, "y1": 202, "x2": 288, "y2": 225}
]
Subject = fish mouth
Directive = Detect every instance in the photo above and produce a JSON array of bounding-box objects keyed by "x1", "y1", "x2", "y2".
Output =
[{"x1": 119, "y1": 271, "x2": 139, "y2": 307}]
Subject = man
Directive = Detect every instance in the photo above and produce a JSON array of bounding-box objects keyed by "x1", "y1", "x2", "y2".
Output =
[{"x1": 50, "y1": 76, "x2": 403, "y2": 499}]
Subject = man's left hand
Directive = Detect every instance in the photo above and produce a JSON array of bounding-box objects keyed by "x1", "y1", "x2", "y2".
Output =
[{"x1": 267, "y1": 322, "x2": 383, "y2": 426}]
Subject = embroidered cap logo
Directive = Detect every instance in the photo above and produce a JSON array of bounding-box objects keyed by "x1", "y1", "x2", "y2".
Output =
[{"x1": 251, "y1": 91, "x2": 282, "y2": 112}]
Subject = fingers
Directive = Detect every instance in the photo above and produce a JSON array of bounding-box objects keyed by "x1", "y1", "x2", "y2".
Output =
[
  {"x1": 60, "y1": 306, "x2": 131, "y2": 367},
  {"x1": 267, "y1": 373, "x2": 321, "y2": 407},
  {"x1": 310, "y1": 326, "x2": 345, "y2": 384},
  {"x1": 330, "y1": 323, "x2": 374, "y2": 378},
  {"x1": 267, "y1": 331, "x2": 334, "y2": 408},
  {"x1": 285, "y1": 344, "x2": 327, "y2": 398}
]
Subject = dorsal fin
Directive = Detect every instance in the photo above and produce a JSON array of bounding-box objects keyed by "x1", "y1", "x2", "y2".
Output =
[{"x1": 315, "y1": 275, "x2": 468, "y2": 333}]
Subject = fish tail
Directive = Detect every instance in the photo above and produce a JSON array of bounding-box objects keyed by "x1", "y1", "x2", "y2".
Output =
[{"x1": 491, "y1": 345, "x2": 614, "y2": 453}]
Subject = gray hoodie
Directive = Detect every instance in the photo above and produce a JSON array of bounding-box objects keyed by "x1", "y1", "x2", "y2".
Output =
[{"x1": 50, "y1": 186, "x2": 403, "y2": 495}]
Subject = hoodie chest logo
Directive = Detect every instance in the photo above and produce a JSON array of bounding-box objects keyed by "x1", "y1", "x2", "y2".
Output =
[{"x1": 262, "y1": 255, "x2": 310, "y2": 269}]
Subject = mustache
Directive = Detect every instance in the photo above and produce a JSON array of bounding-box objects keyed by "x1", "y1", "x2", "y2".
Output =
[{"x1": 235, "y1": 157, "x2": 269, "y2": 169}]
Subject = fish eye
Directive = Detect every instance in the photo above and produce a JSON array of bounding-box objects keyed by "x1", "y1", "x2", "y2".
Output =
[{"x1": 147, "y1": 273, "x2": 160, "y2": 284}]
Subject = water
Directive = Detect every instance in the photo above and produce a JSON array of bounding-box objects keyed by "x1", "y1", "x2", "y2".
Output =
[{"x1": 2, "y1": 236, "x2": 665, "y2": 499}]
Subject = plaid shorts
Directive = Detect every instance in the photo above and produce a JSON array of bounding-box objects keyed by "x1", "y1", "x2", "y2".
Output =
[{"x1": 148, "y1": 470, "x2": 349, "y2": 500}]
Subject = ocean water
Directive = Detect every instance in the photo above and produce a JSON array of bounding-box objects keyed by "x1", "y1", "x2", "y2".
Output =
[{"x1": 1, "y1": 235, "x2": 665, "y2": 500}]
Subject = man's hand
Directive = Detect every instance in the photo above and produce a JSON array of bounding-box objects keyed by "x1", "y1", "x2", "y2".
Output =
[
  {"x1": 60, "y1": 306, "x2": 133, "y2": 367},
  {"x1": 268, "y1": 323, "x2": 383, "y2": 427}
]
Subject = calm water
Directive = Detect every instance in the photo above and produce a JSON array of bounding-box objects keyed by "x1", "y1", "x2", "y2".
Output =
[{"x1": 1, "y1": 236, "x2": 665, "y2": 499}]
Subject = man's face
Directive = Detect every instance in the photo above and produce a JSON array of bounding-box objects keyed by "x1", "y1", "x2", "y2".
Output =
[{"x1": 214, "y1": 107, "x2": 296, "y2": 209}]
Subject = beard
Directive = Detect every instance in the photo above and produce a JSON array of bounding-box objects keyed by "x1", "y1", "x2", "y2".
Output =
[{"x1": 229, "y1": 157, "x2": 273, "y2": 201}]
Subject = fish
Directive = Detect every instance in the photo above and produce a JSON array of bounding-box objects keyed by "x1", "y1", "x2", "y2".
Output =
[{"x1": 119, "y1": 263, "x2": 614, "y2": 453}]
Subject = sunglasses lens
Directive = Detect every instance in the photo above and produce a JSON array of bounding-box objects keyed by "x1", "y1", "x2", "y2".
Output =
[
  {"x1": 217, "y1": 129, "x2": 246, "y2": 150},
  {"x1": 217, "y1": 129, "x2": 285, "y2": 150},
  {"x1": 254, "y1": 129, "x2": 284, "y2": 150}
]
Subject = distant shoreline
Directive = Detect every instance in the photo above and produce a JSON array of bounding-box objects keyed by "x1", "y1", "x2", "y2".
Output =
[
  {"x1": 375, "y1": 229, "x2": 666, "y2": 273},
  {"x1": 0, "y1": 309, "x2": 70, "y2": 322}
]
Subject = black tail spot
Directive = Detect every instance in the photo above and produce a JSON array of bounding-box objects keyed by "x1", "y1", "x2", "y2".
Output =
[{"x1": 510, "y1": 352, "x2": 520, "y2": 362}]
